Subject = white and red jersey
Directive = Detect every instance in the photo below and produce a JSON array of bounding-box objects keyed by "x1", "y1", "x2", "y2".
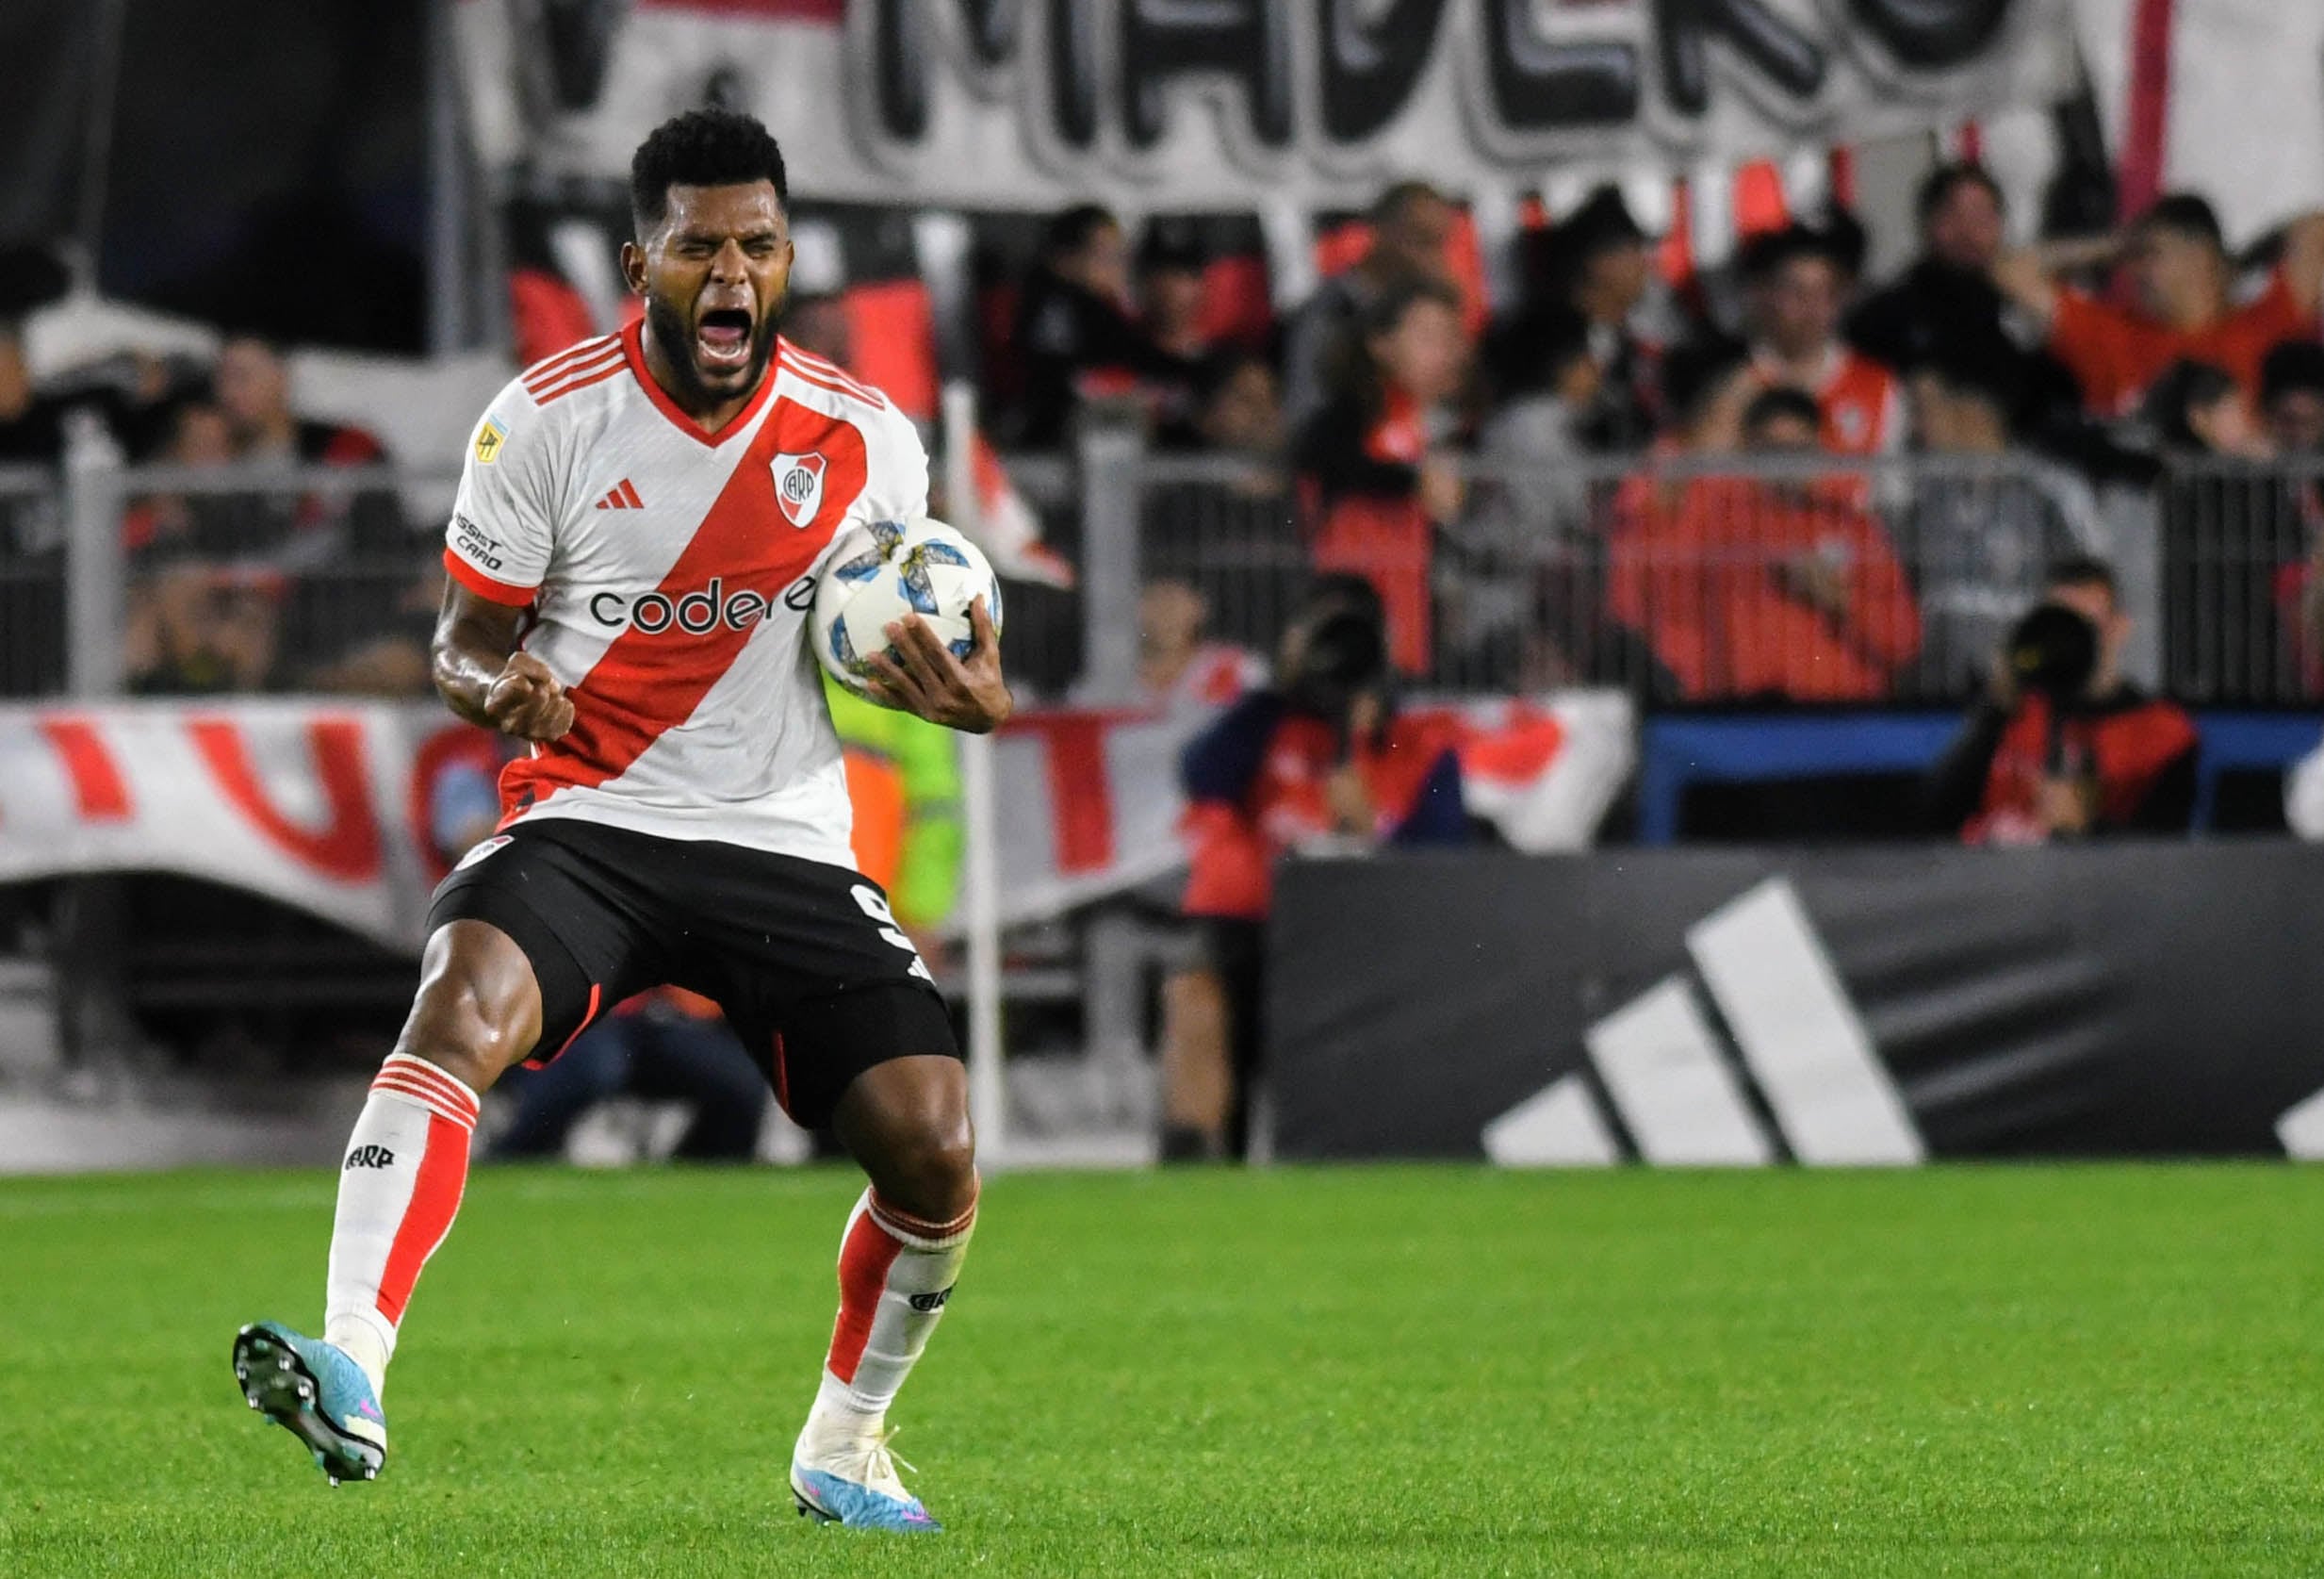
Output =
[
  {"x1": 442, "y1": 322, "x2": 927, "y2": 868},
  {"x1": 1749, "y1": 344, "x2": 1905, "y2": 456}
]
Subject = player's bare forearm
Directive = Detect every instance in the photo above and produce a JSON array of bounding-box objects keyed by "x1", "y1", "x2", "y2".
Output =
[
  {"x1": 431, "y1": 583, "x2": 522, "y2": 723},
  {"x1": 867, "y1": 597, "x2": 1013, "y2": 733},
  {"x1": 432, "y1": 581, "x2": 575, "y2": 741}
]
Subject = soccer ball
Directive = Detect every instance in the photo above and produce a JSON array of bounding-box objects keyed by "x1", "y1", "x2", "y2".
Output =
[{"x1": 812, "y1": 516, "x2": 1003, "y2": 702}]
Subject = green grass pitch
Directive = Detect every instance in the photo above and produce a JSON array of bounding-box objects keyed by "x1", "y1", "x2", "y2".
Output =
[{"x1": 4, "y1": 1164, "x2": 2321, "y2": 1576}]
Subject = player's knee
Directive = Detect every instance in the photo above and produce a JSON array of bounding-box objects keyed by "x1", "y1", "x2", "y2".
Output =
[
  {"x1": 882, "y1": 1119, "x2": 977, "y2": 1223},
  {"x1": 395, "y1": 980, "x2": 524, "y2": 1093}
]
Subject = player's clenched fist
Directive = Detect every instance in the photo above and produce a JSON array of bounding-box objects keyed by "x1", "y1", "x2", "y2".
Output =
[{"x1": 483, "y1": 652, "x2": 575, "y2": 741}]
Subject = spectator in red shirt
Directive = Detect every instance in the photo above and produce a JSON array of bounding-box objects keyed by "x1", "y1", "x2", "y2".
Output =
[
  {"x1": 1292, "y1": 277, "x2": 1472, "y2": 676},
  {"x1": 1926, "y1": 558, "x2": 2199, "y2": 842},
  {"x1": 1165, "y1": 578, "x2": 1467, "y2": 1160},
  {"x1": 1739, "y1": 224, "x2": 1904, "y2": 456},
  {"x1": 1993, "y1": 194, "x2": 2324, "y2": 418},
  {"x1": 1607, "y1": 387, "x2": 1922, "y2": 701}
]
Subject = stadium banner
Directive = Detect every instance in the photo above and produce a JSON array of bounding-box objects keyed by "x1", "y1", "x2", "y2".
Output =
[
  {"x1": 454, "y1": 0, "x2": 2076, "y2": 210},
  {"x1": 0, "y1": 693, "x2": 1630, "y2": 947},
  {"x1": 1268, "y1": 846, "x2": 2324, "y2": 1162}
]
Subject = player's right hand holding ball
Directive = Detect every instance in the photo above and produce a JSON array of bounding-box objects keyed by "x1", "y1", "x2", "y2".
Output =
[{"x1": 484, "y1": 652, "x2": 575, "y2": 741}]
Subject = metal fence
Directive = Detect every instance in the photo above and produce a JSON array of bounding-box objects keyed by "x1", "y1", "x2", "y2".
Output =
[
  {"x1": 0, "y1": 462, "x2": 456, "y2": 700},
  {"x1": 6, "y1": 449, "x2": 2323, "y2": 708},
  {"x1": 2157, "y1": 456, "x2": 2324, "y2": 705},
  {"x1": 1069, "y1": 444, "x2": 2119, "y2": 709}
]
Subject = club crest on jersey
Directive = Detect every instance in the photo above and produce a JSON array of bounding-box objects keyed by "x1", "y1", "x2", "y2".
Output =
[{"x1": 771, "y1": 452, "x2": 827, "y2": 528}]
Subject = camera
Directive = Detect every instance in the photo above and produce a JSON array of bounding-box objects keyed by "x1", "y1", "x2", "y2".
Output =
[
  {"x1": 2004, "y1": 602, "x2": 2100, "y2": 703},
  {"x1": 1284, "y1": 608, "x2": 1389, "y2": 726}
]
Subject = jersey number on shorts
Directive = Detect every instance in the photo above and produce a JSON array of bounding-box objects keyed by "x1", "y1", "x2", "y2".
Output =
[{"x1": 852, "y1": 885, "x2": 934, "y2": 983}]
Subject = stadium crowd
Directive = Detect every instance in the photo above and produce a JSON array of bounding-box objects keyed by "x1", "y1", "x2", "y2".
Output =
[
  {"x1": 8, "y1": 166, "x2": 2324, "y2": 720},
  {"x1": 982, "y1": 172, "x2": 2324, "y2": 711}
]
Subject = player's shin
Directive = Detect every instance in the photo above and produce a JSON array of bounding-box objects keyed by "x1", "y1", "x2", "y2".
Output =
[
  {"x1": 321, "y1": 1053, "x2": 480, "y2": 1393},
  {"x1": 811, "y1": 1185, "x2": 978, "y2": 1426}
]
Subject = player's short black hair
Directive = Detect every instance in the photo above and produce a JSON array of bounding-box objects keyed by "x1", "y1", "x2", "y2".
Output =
[
  {"x1": 2138, "y1": 192, "x2": 2226, "y2": 253},
  {"x1": 1742, "y1": 385, "x2": 1824, "y2": 437},
  {"x1": 2262, "y1": 339, "x2": 2324, "y2": 405},
  {"x1": 1917, "y1": 162, "x2": 2005, "y2": 225},
  {"x1": 630, "y1": 108, "x2": 789, "y2": 234},
  {"x1": 2046, "y1": 554, "x2": 2119, "y2": 600}
]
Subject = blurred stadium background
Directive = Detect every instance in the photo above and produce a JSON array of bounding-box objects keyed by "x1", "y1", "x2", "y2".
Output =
[{"x1": 4, "y1": 0, "x2": 2324, "y2": 1174}]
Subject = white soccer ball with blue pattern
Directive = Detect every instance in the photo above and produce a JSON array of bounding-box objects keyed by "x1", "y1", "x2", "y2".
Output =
[{"x1": 811, "y1": 516, "x2": 1004, "y2": 702}]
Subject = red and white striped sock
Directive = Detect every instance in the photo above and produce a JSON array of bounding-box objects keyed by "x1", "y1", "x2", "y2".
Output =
[
  {"x1": 321, "y1": 1052, "x2": 479, "y2": 1393},
  {"x1": 810, "y1": 1185, "x2": 978, "y2": 1424}
]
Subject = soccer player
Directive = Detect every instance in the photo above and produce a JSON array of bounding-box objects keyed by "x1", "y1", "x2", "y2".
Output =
[{"x1": 227, "y1": 108, "x2": 1008, "y2": 1533}]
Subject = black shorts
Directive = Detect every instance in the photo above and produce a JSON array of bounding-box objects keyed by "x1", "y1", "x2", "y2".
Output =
[{"x1": 427, "y1": 819, "x2": 957, "y2": 1129}]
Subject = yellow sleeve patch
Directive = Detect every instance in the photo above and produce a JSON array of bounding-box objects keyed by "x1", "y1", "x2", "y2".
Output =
[{"x1": 474, "y1": 418, "x2": 506, "y2": 465}]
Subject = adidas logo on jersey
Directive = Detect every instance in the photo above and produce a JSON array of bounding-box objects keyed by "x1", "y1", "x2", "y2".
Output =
[{"x1": 595, "y1": 479, "x2": 645, "y2": 511}]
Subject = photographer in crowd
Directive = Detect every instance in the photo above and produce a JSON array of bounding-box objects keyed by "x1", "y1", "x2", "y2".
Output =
[
  {"x1": 1926, "y1": 558, "x2": 2200, "y2": 842},
  {"x1": 1162, "y1": 578, "x2": 1469, "y2": 1160}
]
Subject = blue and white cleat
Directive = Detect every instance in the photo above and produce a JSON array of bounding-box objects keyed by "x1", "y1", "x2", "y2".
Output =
[
  {"x1": 790, "y1": 1424, "x2": 941, "y2": 1532},
  {"x1": 230, "y1": 1321, "x2": 387, "y2": 1486}
]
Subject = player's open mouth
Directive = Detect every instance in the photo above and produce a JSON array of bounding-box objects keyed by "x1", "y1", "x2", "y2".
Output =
[{"x1": 696, "y1": 308, "x2": 754, "y2": 372}]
